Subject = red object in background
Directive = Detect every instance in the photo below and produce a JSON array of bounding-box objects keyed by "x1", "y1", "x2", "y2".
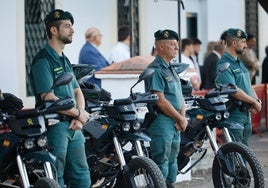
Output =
[
  {"x1": 251, "y1": 84, "x2": 266, "y2": 137},
  {"x1": 266, "y1": 84, "x2": 268, "y2": 128},
  {"x1": 192, "y1": 89, "x2": 210, "y2": 96}
]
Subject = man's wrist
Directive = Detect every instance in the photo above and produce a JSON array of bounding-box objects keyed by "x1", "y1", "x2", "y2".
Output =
[
  {"x1": 256, "y1": 98, "x2": 262, "y2": 105},
  {"x1": 75, "y1": 109, "x2": 81, "y2": 118}
]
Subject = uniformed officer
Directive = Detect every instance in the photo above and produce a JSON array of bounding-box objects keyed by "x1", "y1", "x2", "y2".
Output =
[
  {"x1": 145, "y1": 29, "x2": 188, "y2": 188},
  {"x1": 216, "y1": 28, "x2": 262, "y2": 146},
  {"x1": 31, "y1": 9, "x2": 91, "y2": 188}
]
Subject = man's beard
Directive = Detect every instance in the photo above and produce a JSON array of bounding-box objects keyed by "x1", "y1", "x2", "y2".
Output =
[
  {"x1": 235, "y1": 48, "x2": 245, "y2": 55},
  {"x1": 60, "y1": 35, "x2": 72, "y2": 44}
]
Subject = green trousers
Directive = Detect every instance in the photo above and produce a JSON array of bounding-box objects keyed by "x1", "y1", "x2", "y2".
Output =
[
  {"x1": 47, "y1": 121, "x2": 91, "y2": 188},
  {"x1": 228, "y1": 111, "x2": 252, "y2": 146},
  {"x1": 148, "y1": 114, "x2": 180, "y2": 183}
]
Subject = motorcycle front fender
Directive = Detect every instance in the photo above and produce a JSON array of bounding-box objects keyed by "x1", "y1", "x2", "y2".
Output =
[
  {"x1": 215, "y1": 146, "x2": 235, "y2": 175},
  {"x1": 122, "y1": 132, "x2": 151, "y2": 142},
  {"x1": 23, "y1": 150, "x2": 56, "y2": 164},
  {"x1": 217, "y1": 120, "x2": 244, "y2": 130}
]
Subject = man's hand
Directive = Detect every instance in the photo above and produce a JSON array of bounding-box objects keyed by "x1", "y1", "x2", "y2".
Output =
[
  {"x1": 69, "y1": 119, "x2": 84, "y2": 130},
  {"x1": 175, "y1": 117, "x2": 188, "y2": 132},
  {"x1": 250, "y1": 99, "x2": 262, "y2": 114},
  {"x1": 77, "y1": 109, "x2": 90, "y2": 124}
]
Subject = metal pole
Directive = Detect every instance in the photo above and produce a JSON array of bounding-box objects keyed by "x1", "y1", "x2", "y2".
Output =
[
  {"x1": 129, "y1": 0, "x2": 133, "y2": 57},
  {"x1": 178, "y1": 0, "x2": 181, "y2": 63}
]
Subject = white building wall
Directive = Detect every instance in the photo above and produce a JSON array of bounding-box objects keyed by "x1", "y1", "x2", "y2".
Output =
[
  {"x1": 0, "y1": 1, "x2": 19, "y2": 95},
  {"x1": 61, "y1": 0, "x2": 117, "y2": 65},
  {"x1": 258, "y1": 4, "x2": 268, "y2": 83}
]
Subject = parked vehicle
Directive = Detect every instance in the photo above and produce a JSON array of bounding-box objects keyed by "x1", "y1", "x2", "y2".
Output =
[
  {"x1": 177, "y1": 63, "x2": 265, "y2": 188},
  {"x1": 0, "y1": 73, "x2": 75, "y2": 188},
  {"x1": 75, "y1": 66, "x2": 166, "y2": 188}
]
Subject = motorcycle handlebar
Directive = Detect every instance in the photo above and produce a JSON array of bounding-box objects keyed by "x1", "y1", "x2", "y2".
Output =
[
  {"x1": 38, "y1": 97, "x2": 75, "y2": 114},
  {"x1": 131, "y1": 92, "x2": 158, "y2": 104},
  {"x1": 0, "y1": 98, "x2": 75, "y2": 121},
  {"x1": 214, "y1": 83, "x2": 238, "y2": 95}
]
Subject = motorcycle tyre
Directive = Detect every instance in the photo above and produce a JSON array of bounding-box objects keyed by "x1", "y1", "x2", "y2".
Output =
[
  {"x1": 212, "y1": 142, "x2": 264, "y2": 188},
  {"x1": 33, "y1": 177, "x2": 60, "y2": 188},
  {"x1": 115, "y1": 156, "x2": 166, "y2": 188}
]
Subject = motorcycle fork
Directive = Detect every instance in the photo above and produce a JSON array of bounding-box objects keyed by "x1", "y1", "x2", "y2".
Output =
[
  {"x1": 205, "y1": 125, "x2": 219, "y2": 153},
  {"x1": 134, "y1": 140, "x2": 144, "y2": 157},
  {"x1": 113, "y1": 136, "x2": 136, "y2": 187},
  {"x1": 16, "y1": 155, "x2": 31, "y2": 188},
  {"x1": 44, "y1": 162, "x2": 55, "y2": 179},
  {"x1": 222, "y1": 127, "x2": 233, "y2": 143}
]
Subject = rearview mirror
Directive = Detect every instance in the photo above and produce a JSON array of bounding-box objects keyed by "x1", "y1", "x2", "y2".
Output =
[
  {"x1": 51, "y1": 73, "x2": 73, "y2": 90},
  {"x1": 218, "y1": 62, "x2": 230, "y2": 73},
  {"x1": 42, "y1": 73, "x2": 73, "y2": 101},
  {"x1": 138, "y1": 68, "x2": 155, "y2": 83}
]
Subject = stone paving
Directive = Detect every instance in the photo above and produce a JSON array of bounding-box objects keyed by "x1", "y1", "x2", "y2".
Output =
[{"x1": 175, "y1": 126, "x2": 268, "y2": 188}]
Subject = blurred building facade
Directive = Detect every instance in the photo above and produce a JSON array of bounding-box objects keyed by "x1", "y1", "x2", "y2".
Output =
[{"x1": 0, "y1": 0, "x2": 268, "y2": 107}]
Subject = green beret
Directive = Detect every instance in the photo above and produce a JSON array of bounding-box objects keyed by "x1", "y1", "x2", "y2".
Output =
[
  {"x1": 154, "y1": 29, "x2": 179, "y2": 41},
  {"x1": 45, "y1": 9, "x2": 74, "y2": 25},
  {"x1": 227, "y1": 28, "x2": 247, "y2": 39}
]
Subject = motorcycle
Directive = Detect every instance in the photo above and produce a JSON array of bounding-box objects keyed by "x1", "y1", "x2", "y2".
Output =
[
  {"x1": 73, "y1": 65, "x2": 166, "y2": 188},
  {"x1": 176, "y1": 63, "x2": 265, "y2": 187},
  {"x1": 0, "y1": 73, "x2": 75, "y2": 188}
]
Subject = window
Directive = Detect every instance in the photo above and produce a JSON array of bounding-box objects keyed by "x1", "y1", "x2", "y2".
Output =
[{"x1": 186, "y1": 12, "x2": 197, "y2": 39}]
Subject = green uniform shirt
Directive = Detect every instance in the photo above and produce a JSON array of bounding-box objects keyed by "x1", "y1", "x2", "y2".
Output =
[
  {"x1": 216, "y1": 51, "x2": 252, "y2": 122},
  {"x1": 31, "y1": 44, "x2": 79, "y2": 104},
  {"x1": 145, "y1": 55, "x2": 184, "y2": 110}
]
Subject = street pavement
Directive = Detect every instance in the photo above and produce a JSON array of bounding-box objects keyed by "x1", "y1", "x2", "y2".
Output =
[{"x1": 175, "y1": 125, "x2": 268, "y2": 188}]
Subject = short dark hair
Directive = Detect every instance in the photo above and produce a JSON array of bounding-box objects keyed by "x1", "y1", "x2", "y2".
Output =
[
  {"x1": 191, "y1": 38, "x2": 202, "y2": 45},
  {"x1": 220, "y1": 30, "x2": 228, "y2": 40},
  {"x1": 45, "y1": 20, "x2": 62, "y2": 39},
  {"x1": 181, "y1": 38, "x2": 193, "y2": 51},
  {"x1": 118, "y1": 26, "x2": 130, "y2": 41},
  {"x1": 247, "y1": 33, "x2": 255, "y2": 41}
]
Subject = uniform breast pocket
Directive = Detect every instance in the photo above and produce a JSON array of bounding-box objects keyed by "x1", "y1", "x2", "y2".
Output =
[
  {"x1": 167, "y1": 80, "x2": 180, "y2": 91},
  {"x1": 233, "y1": 69, "x2": 248, "y2": 83}
]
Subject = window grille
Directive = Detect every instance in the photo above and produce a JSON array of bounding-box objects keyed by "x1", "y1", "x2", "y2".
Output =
[
  {"x1": 25, "y1": 0, "x2": 54, "y2": 96},
  {"x1": 245, "y1": 0, "x2": 259, "y2": 56}
]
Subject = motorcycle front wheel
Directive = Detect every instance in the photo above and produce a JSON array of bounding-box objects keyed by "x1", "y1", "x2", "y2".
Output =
[
  {"x1": 33, "y1": 177, "x2": 60, "y2": 188},
  {"x1": 212, "y1": 142, "x2": 264, "y2": 188},
  {"x1": 115, "y1": 156, "x2": 166, "y2": 188}
]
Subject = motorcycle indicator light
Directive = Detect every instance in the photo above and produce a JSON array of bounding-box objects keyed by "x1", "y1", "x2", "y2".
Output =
[
  {"x1": 215, "y1": 112, "x2": 222, "y2": 120},
  {"x1": 24, "y1": 138, "x2": 35, "y2": 149},
  {"x1": 37, "y1": 136, "x2": 48, "y2": 147},
  {"x1": 196, "y1": 114, "x2": 203, "y2": 120},
  {"x1": 122, "y1": 122, "x2": 131, "y2": 131},
  {"x1": 3, "y1": 139, "x2": 10, "y2": 147},
  {"x1": 132, "y1": 121, "x2": 141, "y2": 130},
  {"x1": 223, "y1": 111, "x2": 230, "y2": 119},
  {"x1": 102, "y1": 124, "x2": 108, "y2": 130}
]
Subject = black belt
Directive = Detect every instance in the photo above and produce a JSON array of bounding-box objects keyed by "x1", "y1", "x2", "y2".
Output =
[{"x1": 59, "y1": 114, "x2": 73, "y2": 122}]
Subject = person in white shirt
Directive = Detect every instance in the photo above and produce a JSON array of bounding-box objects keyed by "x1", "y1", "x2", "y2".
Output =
[
  {"x1": 179, "y1": 38, "x2": 201, "y2": 90},
  {"x1": 107, "y1": 26, "x2": 130, "y2": 64}
]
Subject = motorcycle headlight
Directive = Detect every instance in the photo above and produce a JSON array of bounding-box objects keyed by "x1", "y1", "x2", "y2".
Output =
[
  {"x1": 132, "y1": 121, "x2": 141, "y2": 130},
  {"x1": 215, "y1": 112, "x2": 222, "y2": 121},
  {"x1": 122, "y1": 122, "x2": 131, "y2": 132},
  {"x1": 24, "y1": 138, "x2": 35, "y2": 149},
  {"x1": 223, "y1": 111, "x2": 230, "y2": 119},
  {"x1": 37, "y1": 136, "x2": 48, "y2": 147}
]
